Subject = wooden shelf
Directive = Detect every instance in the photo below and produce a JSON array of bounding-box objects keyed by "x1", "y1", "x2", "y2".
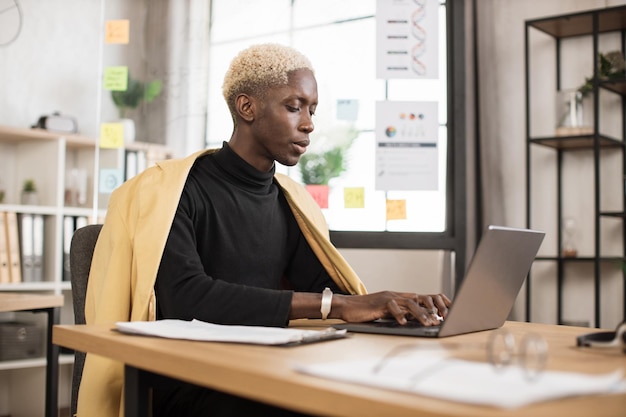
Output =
[
  {"x1": 529, "y1": 134, "x2": 623, "y2": 150},
  {"x1": 0, "y1": 125, "x2": 95, "y2": 148},
  {"x1": 535, "y1": 256, "x2": 624, "y2": 262},
  {"x1": 0, "y1": 354, "x2": 74, "y2": 371},
  {"x1": 601, "y1": 78, "x2": 626, "y2": 96},
  {"x1": 527, "y1": 5, "x2": 626, "y2": 38},
  {"x1": 600, "y1": 211, "x2": 626, "y2": 218}
]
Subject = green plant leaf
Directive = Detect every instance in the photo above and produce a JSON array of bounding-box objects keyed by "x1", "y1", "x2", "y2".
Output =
[
  {"x1": 22, "y1": 179, "x2": 36, "y2": 192},
  {"x1": 299, "y1": 146, "x2": 347, "y2": 185},
  {"x1": 144, "y1": 80, "x2": 162, "y2": 103},
  {"x1": 577, "y1": 50, "x2": 626, "y2": 96},
  {"x1": 110, "y1": 73, "x2": 162, "y2": 118}
]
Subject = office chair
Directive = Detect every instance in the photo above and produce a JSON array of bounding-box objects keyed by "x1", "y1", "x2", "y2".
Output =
[{"x1": 69, "y1": 223, "x2": 103, "y2": 417}]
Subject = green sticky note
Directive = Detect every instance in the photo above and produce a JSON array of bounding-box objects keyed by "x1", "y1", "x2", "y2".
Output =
[{"x1": 103, "y1": 66, "x2": 128, "y2": 91}]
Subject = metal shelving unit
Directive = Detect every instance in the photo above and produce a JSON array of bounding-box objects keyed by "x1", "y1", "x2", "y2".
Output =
[{"x1": 525, "y1": 5, "x2": 626, "y2": 328}]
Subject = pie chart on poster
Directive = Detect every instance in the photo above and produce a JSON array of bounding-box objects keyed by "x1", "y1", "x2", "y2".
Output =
[{"x1": 385, "y1": 126, "x2": 397, "y2": 138}]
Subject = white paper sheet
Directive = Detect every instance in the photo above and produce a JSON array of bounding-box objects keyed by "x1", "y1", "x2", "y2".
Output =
[
  {"x1": 296, "y1": 351, "x2": 626, "y2": 408},
  {"x1": 115, "y1": 319, "x2": 347, "y2": 346}
]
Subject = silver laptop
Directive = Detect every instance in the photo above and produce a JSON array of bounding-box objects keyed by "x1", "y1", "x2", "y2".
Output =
[{"x1": 332, "y1": 225, "x2": 545, "y2": 338}]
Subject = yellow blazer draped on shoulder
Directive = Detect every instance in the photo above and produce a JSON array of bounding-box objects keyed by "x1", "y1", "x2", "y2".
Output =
[{"x1": 77, "y1": 149, "x2": 366, "y2": 417}]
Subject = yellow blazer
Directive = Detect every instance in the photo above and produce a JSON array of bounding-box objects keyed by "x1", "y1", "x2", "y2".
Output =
[{"x1": 77, "y1": 148, "x2": 367, "y2": 417}]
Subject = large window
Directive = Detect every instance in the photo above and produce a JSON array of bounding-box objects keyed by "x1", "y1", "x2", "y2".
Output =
[{"x1": 206, "y1": 0, "x2": 449, "y2": 234}]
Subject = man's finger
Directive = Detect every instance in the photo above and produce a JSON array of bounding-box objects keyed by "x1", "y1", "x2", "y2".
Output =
[
  {"x1": 406, "y1": 301, "x2": 438, "y2": 326},
  {"x1": 387, "y1": 299, "x2": 408, "y2": 324},
  {"x1": 417, "y1": 295, "x2": 436, "y2": 312}
]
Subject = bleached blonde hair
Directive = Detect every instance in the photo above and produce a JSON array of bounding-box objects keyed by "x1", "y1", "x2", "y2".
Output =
[{"x1": 222, "y1": 43, "x2": 314, "y2": 123}]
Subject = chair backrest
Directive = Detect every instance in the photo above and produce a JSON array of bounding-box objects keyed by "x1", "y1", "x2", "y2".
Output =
[{"x1": 69, "y1": 223, "x2": 102, "y2": 417}]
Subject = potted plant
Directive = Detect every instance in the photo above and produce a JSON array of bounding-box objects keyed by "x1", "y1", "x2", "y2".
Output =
[
  {"x1": 299, "y1": 147, "x2": 349, "y2": 186},
  {"x1": 298, "y1": 122, "x2": 358, "y2": 208},
  {"x1": 577, "y1": 50, "x2": 626, "y2": 96},
  {"x1": 21, "y1": 178, "x2": 39, "y2": 205},
  {"x1": 110, "y1": 73, "x2": 162, "y2": 143},
  {"x1": 557, "y1": 50, "x2": 626, "y2": 136}
]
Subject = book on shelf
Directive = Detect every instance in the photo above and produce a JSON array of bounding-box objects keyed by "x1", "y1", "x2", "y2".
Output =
[
  {"x1": 4, "y1": 211, "x2": 22, "y2": 283},
  {"x1": 0, "y1": 211, "x2": 10, "y2": 283},
  {"x1": 125, "y1": 149, "x2": 147, "y2": 181},
  {"x1": 33, "y1": 214, "x2": 44, "y2": 282},
  {"x1": 63, "y1": 216, "x2": 73, "y2": 282},
  {"x1": 76, "y1": 216, "x2": 88, "y2": 234},
  {"x1": 19, "y1": 213, "x2": 35, "y2": 282},
  {"x1": 63, "y1": 215, "x2": 88, "y2": 281},
  {"x1": 18, "y1": 213, "x2": 46, "y2": 282},
  {"x1": 125, "y1": 150, "x2": 137, "y2": 180}
]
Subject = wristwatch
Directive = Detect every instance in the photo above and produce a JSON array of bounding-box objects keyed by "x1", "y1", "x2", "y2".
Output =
[{"x1": 320, "y1": 287, "x2": 333, "y2": 320}]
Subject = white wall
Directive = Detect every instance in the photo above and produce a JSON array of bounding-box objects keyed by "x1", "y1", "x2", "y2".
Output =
[
  {"x1": 340, "y1": 249, "x2": 447, "y2": 295},
  {"x1": 0, "y1": 0, "x2": 102, "y2": 137},
  {"x1": 0, "y1": 0, "x2": 210, "y2": 217}
]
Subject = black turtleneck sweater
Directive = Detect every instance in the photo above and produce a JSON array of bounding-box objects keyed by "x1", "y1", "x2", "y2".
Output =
[{"x1": 155, "y1": 142, "x2": 342, "y2": 327}]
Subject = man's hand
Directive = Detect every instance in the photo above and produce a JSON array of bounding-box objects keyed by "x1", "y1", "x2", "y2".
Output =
[{"x1": 335, "y1": 291, "x2": 452, "y2": 326}]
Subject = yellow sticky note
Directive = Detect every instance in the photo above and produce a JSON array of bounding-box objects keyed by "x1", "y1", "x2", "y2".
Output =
[
  {"x1": 344, "y1": 187, "x2": 365, "y2": 208},
  {"x1": 100, "y1": 123, "x2": 124, "y2": 149},
  {"x1": 386, "y1": 199, "x2": 407, "y2": 220},
  {"x1": 103, "y1": 66, "x2": 128, "y2": 91},
  {"x1": 105, "y1": 20, "x2": 130, "y2": 44}
]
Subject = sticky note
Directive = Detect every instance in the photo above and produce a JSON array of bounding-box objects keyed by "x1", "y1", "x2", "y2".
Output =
[
  {"x1": 100, "y1": 123, "x2": 124, "y2": 149},
  {"x1": 103, "y1": 66, "x2": 128, "y2": 91},
  {"x1": 99, "y1": 168, "x2": 124, "y2": 194},
  {"x1": 105, "y1": 20, "x2": 130, "y2": 44},
  {"x1": 306, "y1": 184, "x2": 329, "y2": 209},
  {"x1": 344, "y1": 187, "x2": 365, "y2": 208},
  {"x1": 337, "y1": 99, "x2": 359, "y2": 121},
  {"x1": 386, "y1": 199, "x2": 406, "y2": 220}
]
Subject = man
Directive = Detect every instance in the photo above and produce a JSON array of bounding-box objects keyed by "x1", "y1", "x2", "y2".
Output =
[{"x1": 78, "y1": 43, "x2": 451, "y2": 417}]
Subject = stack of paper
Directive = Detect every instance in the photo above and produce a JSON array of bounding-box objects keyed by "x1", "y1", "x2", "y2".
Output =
[
  {"x1": 116, "y1": 319, "x2": 347, "y2": 346},
  {"x1": 296, "y1": 351, "x2": 626, "y2": 408}
]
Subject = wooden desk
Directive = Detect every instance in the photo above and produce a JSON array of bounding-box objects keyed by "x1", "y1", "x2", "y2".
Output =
[
  {"x1": 53, "y1": 320, "x2": 626, "y2": 417},
  {"x1": 0, "y1": 292, "x2": 64, "y2": 417}
]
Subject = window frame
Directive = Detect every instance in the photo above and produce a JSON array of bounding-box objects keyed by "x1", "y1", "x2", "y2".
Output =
[
  {"x1": 330, "y1": 0, "x2": 467, "y2": 285},
  {"x1": 206, "y1": 0, "x2": 468, "y2": 282}
]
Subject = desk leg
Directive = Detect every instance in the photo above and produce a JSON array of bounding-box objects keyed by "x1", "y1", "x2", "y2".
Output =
[
  {"x1": 125, "y1": 366, "x2": 151, "y2": 417},
  {"x1": 45, "y1": 307, "x2": 60, "y2": 417}
]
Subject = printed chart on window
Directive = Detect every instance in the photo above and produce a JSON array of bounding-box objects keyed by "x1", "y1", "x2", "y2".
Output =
[
  {"x1": 376, "y1": 0, "x2": 439, "y2": 79},
  {"x1": 375, "y1": 101, "x2": 439, "y2": 191}
]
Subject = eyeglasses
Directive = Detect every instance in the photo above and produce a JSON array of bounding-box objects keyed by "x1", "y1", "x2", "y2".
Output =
[
  {"x1": 486, "y1": 329, "x2": 548, "y2": 381},
  {"x1": 372, "y1": 329, "x2": 549, "y2": 384}
]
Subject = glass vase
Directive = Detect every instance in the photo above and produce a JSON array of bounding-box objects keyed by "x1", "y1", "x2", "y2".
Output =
[{"x1": 555, "y1": 89, "x2": 592, "y2": 136}]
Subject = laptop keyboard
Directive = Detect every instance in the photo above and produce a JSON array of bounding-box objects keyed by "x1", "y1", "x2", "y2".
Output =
[{"x1": 369, "y1": 320, "x2": 442, "y2": 330}]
